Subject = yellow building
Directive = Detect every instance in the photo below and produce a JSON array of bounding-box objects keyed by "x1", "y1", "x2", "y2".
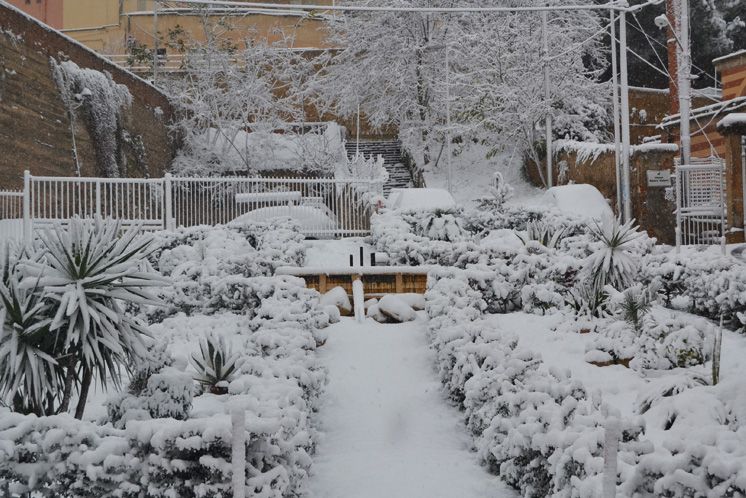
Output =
[{"x1": 44, "y1": 1, "x2": 332, "y2": 56}]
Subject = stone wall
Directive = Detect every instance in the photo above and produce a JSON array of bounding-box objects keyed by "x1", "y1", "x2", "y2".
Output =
[{"x1": 0, "y1": 3, "x2": 175, "y2": 190}]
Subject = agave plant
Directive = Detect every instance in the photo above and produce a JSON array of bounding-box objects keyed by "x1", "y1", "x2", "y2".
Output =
[
  {"x1": 417, "y1": 209, "x2": 465, "y2": 242},
  {"x1": 191, "y1": 334, "x2": 241, "y2": 394},
  {"x1": 586, "y1": 217, "x2": 641, "y2": 290},
  {"x1": 19, "y1": 216, "x2": 166, "y2": 418}
]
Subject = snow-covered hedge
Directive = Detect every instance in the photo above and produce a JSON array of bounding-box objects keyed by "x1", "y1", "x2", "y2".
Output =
[
  {"x1": 640, "y1": 246, "x2": 746, "y2": 327},
  {"x1": 144, "y1": 220, "x2": 309, "y2": 319},
  {"x1": 1, "y1": 309, "x2": 327, "y2": 497},
  {"x1": 0, "y1": 221, "x2": 328, "y2": 497},
  {"x1": 425, "y1": 269, "x2": 651, "y2": 496}
]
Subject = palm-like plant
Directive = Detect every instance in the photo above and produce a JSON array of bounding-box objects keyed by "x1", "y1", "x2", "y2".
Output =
[
  {"x1": 20, "y1": 216, "x2": 165, "y2": 418},
  {"x1": 586, "y1": 217, "x2": 641, "y2": 290},
  {"x1": 0, "y1": 245, "x2": 61, "y2": 415},
  {"x1": 191, "y1": 334, "x2": 240, "y2": 394}
]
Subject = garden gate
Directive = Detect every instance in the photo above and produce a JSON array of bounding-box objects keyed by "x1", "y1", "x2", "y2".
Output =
[{"x1": 675, "y1": 157, "x2": 726, "y2": 247}]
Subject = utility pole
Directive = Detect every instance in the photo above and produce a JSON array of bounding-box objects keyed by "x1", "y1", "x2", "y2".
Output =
[
  {"x1": 678, "y1": 0, "x2": 691, "y2": 166},
  {"x1": 619, "y1": 11, "x2": 632, "y2": 222},
  {"x1": 445, "y1": 43, "x2": 453, "y2": 194},
  {"x1": 610, "y1": 9, "x2": 623, "y2": 216},
  {"x1": 542, "y1": 10, "x2": 553, "y2": 188},
  {"x1": 153, "y1": 0, "x2": 159, "y2": 85}
]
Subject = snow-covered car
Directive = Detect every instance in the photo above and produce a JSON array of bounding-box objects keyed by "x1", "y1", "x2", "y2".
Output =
[{"x1": 233, "y1": 205, "x2": 338, "y2": 239}]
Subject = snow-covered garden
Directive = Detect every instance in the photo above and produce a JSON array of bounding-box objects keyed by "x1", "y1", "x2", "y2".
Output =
[{"x1": 3, "y1": 178, "x2": 746, "y2": 497}]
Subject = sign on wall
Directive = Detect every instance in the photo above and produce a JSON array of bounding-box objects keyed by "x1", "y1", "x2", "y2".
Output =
[{"x1": 647, "y1": 170, "x2": 671, "y2": 187}]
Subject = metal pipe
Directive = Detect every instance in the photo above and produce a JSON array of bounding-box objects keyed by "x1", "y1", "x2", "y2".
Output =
[
  {"x1": 153, "y1": 0, "x2": 159, "y2": 85},
  {"x1": 742, "y1": 136, "x2": 746, "y2": 239},
  {"x1": 619, "y1": 11, "x2": 633, "y2": 222},
  {"x1": 542, "y1": 10, "x2": 553, "y2": 188},
  {"x1": 610, "y1": 9, "x2": 623, "y2": 215},
  {"x1": 678, "y1": 0, "x2": 691, "y2": 167},
  {"x1": 445, "y1": 43, "x2": 453, "y2": 194}
]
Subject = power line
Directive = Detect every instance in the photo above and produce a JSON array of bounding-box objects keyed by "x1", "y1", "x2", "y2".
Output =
[{"x1": 156, "y1": 0, "x2": 636, "y2": 14}]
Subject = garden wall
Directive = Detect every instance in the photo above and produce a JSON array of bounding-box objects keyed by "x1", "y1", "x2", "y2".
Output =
[
  {"x1": 0, "y1": 3, "x2": 175, "y2": 189},
  {"x1": 525, "y1": 142, "x2": 679, "y2": 244}
]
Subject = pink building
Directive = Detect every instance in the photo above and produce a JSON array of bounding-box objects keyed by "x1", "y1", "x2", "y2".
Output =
[{"x1": 6, "y1": 0, "x2": 63, "y2": 29}]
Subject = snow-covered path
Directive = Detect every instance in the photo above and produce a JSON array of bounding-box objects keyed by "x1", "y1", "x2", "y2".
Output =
[{"x1": 308, "y1": 316, "x2": 516, "y2": 498}]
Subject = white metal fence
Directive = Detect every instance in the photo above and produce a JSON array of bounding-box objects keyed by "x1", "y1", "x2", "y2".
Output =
[
  {"x1": 0, "y1": 190, "x2": 23, "y2": 243},
  {"x1": 0, "y1": 172, "x2": 384, "y2": 244},
  {"x1": 675, "y1": 158, "x2": 726, "y2": 247}
]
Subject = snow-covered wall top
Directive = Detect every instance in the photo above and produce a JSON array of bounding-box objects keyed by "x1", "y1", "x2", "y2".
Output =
[
  {"x1": 717, "y1": 113, "x2": 746, "y2": 133},
  {"x1": 553, "y1": 140, "x2": 679, "y2": 165}
]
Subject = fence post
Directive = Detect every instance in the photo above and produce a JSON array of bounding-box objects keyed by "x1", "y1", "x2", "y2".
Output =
[
  {"x1": 95, "y1": 180, "x2": 102, "y2": 219},
  {"x1": 602, "y1": 417, "x2": 620, "y2": 498},
  {"x1": 231, "y1": 408, "x2": 246, "y2": 498},
  {"x1": 164, "y1": 173, "x2": 174, "y2": 231},
  {"x1": 22, "y1": 170, "x2": 32, "y2": 248}
]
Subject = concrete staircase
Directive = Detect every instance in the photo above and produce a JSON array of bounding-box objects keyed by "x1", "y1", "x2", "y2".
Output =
[{"x1": 344, "y1": 140, "x2": 413, "y2": 195}]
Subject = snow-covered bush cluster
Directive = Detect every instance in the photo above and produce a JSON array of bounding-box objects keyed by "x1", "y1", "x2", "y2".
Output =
[
  {"x1": 641, "y1": 246, "x2": 746, "y2": 327},
  {"x1": 143, "y1": 220, "x2": 307, "y2": 319},
  {"x1": 426, "y1": 268, "x2": 746, "y2": 497},
  {"x1": 424, "y1": 269, "x2": 653, "y2": 496},
  {"x1": 0, "y1": 217, "x2": 330, "y2": 497}
]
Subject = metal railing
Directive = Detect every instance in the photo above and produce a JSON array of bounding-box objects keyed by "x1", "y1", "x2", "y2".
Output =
[
  {"x1": 675, "y1": 158, "x2": 726, "y2": 248},
  {"x1": 0, "y1": 172, "x2": 384, "y2": 244}
]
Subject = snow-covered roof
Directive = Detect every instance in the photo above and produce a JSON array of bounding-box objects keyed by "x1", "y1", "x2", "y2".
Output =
[
  {"x1": 716, "y1": 113, "x2": 746, "y2": 132},
  {"x1": 658, "y1": 96, "x2": 746, "y2": 129},
  {"x1": 713, "y1": 49, "x2": 746, "y2": 67}
]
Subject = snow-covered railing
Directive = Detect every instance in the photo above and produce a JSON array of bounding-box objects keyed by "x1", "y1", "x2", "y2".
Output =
[
  {"x1": 15, "y1": 172, "x2": 385, "y2": 243},
  {"x1": 0, "y1": 190, "x2": 23, "y2": 243}
]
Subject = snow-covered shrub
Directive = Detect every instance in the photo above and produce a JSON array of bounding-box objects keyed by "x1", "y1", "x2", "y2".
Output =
[
  {"x1": 145, "y1": 222, "x2": 311, "y2": 319},
  {"x1": 631, "y1": 313, "x2": 715, "y2": 371},
  {"x1": 565, "y1": 282, "x2": 609, "y2": 319},
  {"x1": 0, "y1": 409, "x2": 133, "y2": 498},
  {"x1": 520, "y1": 281, "x2": 565, "y2": 315},
  {"x1": 191, "y1": 333, "x2": 242, "y2": 394},
  {"x1": 425, "y1": 271, "x2": 652, "y2": 496},
  {"x1": 107, "y1": 366, "x2": 194, "y2": 428},
  {"x1": 640, "y1": 247, "x2": 746, "y2": 327},
  {"x1": 584, "y1": 320, "x2": 638, "y2": 364},
  {"x1": 414, "y1": 209, "x2": 466, "y2": 242}
]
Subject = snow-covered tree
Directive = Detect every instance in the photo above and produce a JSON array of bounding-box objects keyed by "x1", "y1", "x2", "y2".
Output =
[{"x1": 314, "y1": 0, "x2": 610, "y2": 181}]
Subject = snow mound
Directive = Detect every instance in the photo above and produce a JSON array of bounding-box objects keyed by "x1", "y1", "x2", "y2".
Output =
[
  {"x1": 320, "y1": 286, "x2": 352, "y2": 314},
  {"x1": 387, "y1": 188, "x2": 457, "y2": 211},
  {"x1": 378, "y1": 295, "x2": 417, "y2": 323},
  {"x1": 539, "y1": 184, "x2": 613, "y2": 221},
  {"x1": 397, "y1": 293, "x2": 426, "y2": 311}
]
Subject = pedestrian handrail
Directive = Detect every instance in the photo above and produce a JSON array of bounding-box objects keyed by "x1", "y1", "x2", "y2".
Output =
[{"x1": 0, "y1": 172, "x2": 385, "y2": 245}]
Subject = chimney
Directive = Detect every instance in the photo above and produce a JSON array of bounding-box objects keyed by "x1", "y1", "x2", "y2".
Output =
[{"x1": 666, "y1": 0, "x2": 679, "y2": 114}]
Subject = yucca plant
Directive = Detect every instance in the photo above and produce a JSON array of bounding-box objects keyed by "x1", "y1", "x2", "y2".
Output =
[
  {"x1": 586, "y1": 217, "x2": 641, "y2": 290},
  {"x1": 566, "y1": 282, "x2": 608, "y2": 319},
  {"x1": 0, "y1": 244, "x2": 61, "y2": 415},
  {"x1": 20, "y1": 216, "x2": 166, "y2": 418},
  {"x1": 191, "y1": 334, "x2": 240, "y2": 395},
  {"x1": 517, "y1": 220, "x2": 568, "y2": 249}
]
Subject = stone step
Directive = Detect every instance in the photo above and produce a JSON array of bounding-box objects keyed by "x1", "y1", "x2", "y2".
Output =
[{"x1": 344, "y1": 140, "x2": 413, "y2": 194}]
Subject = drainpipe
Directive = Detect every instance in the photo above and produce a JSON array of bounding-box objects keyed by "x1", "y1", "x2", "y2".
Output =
[{"x1": 741, "y1": 136, "x2": 746, "y2": 238}]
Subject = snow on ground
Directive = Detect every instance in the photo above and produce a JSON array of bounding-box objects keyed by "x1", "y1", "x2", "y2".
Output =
[
  {"x1": 487, "y1": 310, "x2": 746, "y2": 446},
  {"x1": 308, "y1": 316, "x2": 517, "y2": 498},
  {"x1": 422, "y1": 143, "x2": 543, "y2": 207}
]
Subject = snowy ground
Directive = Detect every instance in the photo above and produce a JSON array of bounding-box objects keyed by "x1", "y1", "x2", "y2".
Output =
[
  {"x1": 422, "y1": 143, "x2": 543, "y2": 208},
  {"x1": 308, "y1": 316, "x2": 517, "y2": 498}
]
